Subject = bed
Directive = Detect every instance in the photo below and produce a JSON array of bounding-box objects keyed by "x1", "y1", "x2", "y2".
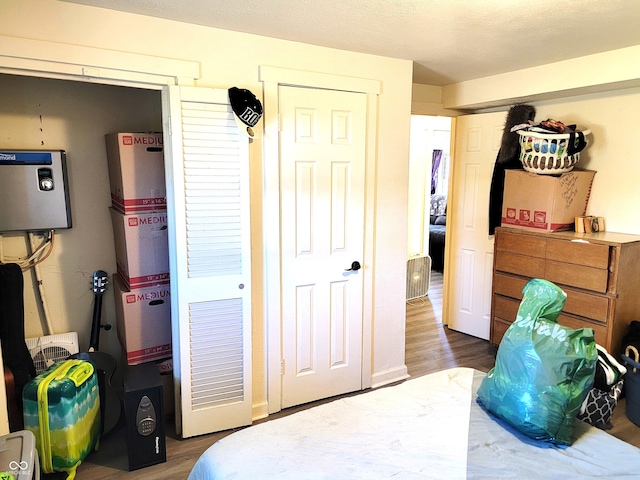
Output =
[{"x1": 188, "y1": 367, "x2": 640, "y2": 479}]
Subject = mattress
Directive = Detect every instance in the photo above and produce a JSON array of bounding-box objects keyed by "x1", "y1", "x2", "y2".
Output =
[{"x1": 188, "y1": 367, "x2": 640, "y2": 479}]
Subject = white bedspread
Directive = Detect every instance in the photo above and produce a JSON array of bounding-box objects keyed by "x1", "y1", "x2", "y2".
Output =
[{"x1": 188, "y1": 367, "x2": 640, "y2": 480}]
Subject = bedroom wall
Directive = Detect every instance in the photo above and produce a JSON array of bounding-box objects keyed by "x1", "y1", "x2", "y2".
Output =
[{"x1": 0, "y1": 0, "x2": 413, "y2": 415}]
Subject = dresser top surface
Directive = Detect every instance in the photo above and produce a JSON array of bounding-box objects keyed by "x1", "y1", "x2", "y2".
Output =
[{"x1": 496, "y1": 227, "x2": 640, "y2": 246}]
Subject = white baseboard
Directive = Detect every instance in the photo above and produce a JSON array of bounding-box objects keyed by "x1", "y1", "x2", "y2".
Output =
[
  {"x1": 370, "y1": 364, "x2": 409, "y2": 389},
  {"x1": 251, "y1": 365, "x2": 410, "y2": 420},
  {"x1": 252, "y1": 400, "x2": 269, "y2": 421}
]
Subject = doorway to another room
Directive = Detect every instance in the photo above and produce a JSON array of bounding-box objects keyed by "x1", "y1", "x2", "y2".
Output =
[
  {"x1": 406, "y1": 115, "x2": 451, "y2": 324},
  {"x1": 405, "y1": 114, "x2": 496, "y2": 378}
]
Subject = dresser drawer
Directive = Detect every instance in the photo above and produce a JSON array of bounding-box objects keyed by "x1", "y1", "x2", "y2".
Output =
[
  {"x1": 494, "y1": 251, "x2": 545, "y2": 277},
  {"x1": 491, "y1": 295, "x2": 609, "y2": 347},
  {"x1": 545, "y1": 260, "x2": 609, "y2": 293},
  {"x1": 545, "y1": 238, "x2": 610, "y2": 269},
  {"x1": 493, "y1": 295, "x2": 519, "y2": 323},
  {"x1": 491, "y1": 317, "x2": 511, "y2": 346},
  {"x1": 562, "y1": 288, "x2": 609, "y2": 323},
  {"x1": 495, "y1": 230, "x2": 612, "y2": 292},
  {"x1": 493, "y1": 272, "x2": 528, "y2": 299},
  {"x1": 556, "y1": 313, "x2": 609, "y2": 346},
  {"x1": 495, "y1": 229, "x2": 546, "y2": 258},
  {"x1": 493, "y1": 273, "x2": 609, "y2": 323}
]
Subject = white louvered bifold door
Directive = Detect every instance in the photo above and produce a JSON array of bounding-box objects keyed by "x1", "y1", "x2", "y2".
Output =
[{"x1": 162, "y1": 85, "x2": 252, "y2": 438}]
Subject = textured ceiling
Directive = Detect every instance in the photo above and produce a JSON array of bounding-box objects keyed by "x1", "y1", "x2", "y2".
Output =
[{"x1": 61, "y1": 0, "x2": 640, "y2": 86}]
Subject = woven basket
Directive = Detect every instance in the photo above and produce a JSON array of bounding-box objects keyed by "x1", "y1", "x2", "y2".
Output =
[{"x1": 517, "y1": 129, "x2": 591, "y2": 175}]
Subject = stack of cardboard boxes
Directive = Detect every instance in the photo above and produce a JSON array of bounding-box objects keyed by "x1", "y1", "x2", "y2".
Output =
[{"x1": 105, "y1": 133, "x2": 172, "y2": 367}]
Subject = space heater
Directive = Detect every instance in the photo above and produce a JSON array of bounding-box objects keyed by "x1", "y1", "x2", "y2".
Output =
[
  {"x1": 406, "y1": 255, "x2": 431, "y2": 301},
  {"x1": 26, "y1": 332, "x2": 79, "y2": 375}
]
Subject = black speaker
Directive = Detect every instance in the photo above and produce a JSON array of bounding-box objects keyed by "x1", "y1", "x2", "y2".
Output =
[{"x1": 123, "y1": 362, "x2": 166, "y2": 471}]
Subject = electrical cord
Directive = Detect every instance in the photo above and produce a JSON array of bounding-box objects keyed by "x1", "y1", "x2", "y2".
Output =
[
  {"x1": 0, "y1": 230, "x2": 55, "y2": 269},
  {"x1": 29, "y1": 230, "x2": 55, "y2": 267},
  {"x1": 406, "y1": 296, "x2": 427, "y2": 307}
]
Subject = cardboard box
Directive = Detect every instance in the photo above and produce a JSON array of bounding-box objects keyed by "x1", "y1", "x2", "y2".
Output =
[
  {"x1": 105, "y1": 132, "x2": 166, "y2": 214},
  {"x1": 113, "y1": 274, "x2": 172, "y2": 365},
  {"x1": 501, "y1": 169, "x2": 596, "y2": 232},
  {"x1": 110, "y1": 208, "x2": 170, "y2": 290}
]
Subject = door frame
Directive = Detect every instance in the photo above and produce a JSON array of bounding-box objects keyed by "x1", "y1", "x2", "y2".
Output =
[
  {"x1": 0, "y1": 36, "x2": 199, "y2": 89},
  {"x1": 259, "y1": 66, "x2": 380, "y2": 414}
]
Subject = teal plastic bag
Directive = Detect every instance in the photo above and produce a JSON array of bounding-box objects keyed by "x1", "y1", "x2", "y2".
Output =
[{"x1": 477, "y1": 278, "x2": 597, "y2": 446}]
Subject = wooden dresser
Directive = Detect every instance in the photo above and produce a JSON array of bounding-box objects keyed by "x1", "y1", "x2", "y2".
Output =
[{"x1": 491, "y1": 227, "x2": 640, "y2": 358}]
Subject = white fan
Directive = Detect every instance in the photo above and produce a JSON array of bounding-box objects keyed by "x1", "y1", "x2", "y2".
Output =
[
  {"x1": 406, "y1": 255, "x2": 431, "y2": 301},
  {"x1": 26, "y1": 332, "x2": 79, "y2": 375}
]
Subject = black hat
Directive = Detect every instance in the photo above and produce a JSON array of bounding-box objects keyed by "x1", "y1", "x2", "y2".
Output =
[{"x1": 228, "y1": 87, "x2": 263, "y2": 138}]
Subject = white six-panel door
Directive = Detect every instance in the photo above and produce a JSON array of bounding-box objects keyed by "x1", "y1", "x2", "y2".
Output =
[
  {"x1": 162, "y1": 85, "x2": 252, "y2": 438},
  {"x1": 278, "y1": 85, "x2": 367, "y2": 408},
  {"x1": 445, "y1": 112, "x2": 504, "y2": 339}
]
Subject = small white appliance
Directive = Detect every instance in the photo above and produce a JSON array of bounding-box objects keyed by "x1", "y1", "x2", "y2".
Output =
[
  {"x1": 26, "y1": 332, "x2": 79, "y2": 375},
  {"x1": 406, "y1": 255, "x2": 431, "y2": 301}
]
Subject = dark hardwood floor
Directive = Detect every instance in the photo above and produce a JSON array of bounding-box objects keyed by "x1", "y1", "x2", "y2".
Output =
[
  {"x1": 405, "y1": 271, "x2": 497, "y2": 378},
  {"x1": 71, "y1": 270, "x2": 640, "y2": 479}
]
